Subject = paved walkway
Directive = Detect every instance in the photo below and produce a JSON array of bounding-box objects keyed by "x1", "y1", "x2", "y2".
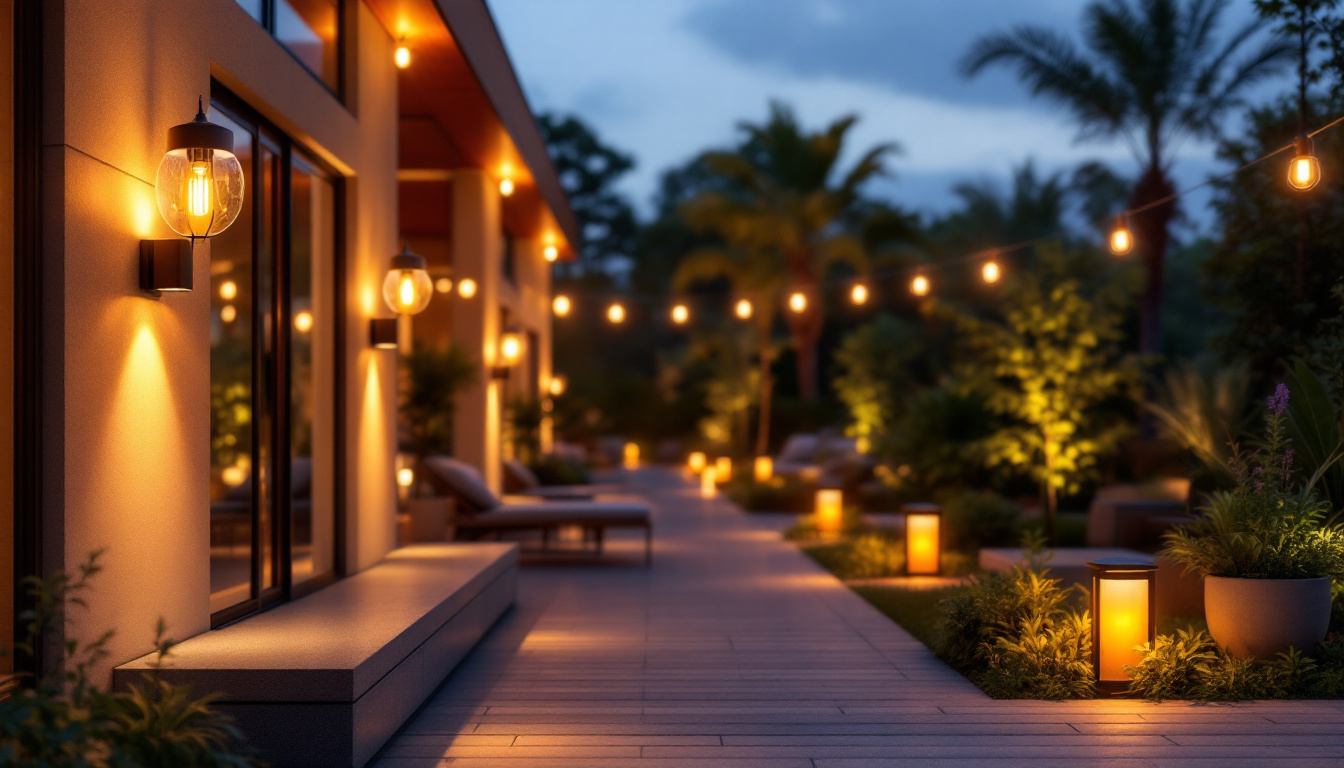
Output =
[{"x1": 374, "y1": 468, "x2": 1344, "y2": 767}]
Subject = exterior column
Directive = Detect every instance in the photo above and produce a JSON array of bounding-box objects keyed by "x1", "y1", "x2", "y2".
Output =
[{"x1": 451, "y1": 170, "x2": 502, "y2": 492}]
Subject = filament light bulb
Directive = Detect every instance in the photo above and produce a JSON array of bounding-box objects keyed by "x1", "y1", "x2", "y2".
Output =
[
  {"x1": 544, "y1": 244, "x2": 559, "y2": 262},
  {"x1": 394, "y1": 43, "x2": 411, "y2": 69},
  {"x1": 982, "y1": 260, "x2": 1001, "y2": 284},
  {"x1": 850, "y1": 284, "x2": 868, "y2": 305},
  {"x1": 788, "y1": 292, "x2": 806, "y2": 313},
  {"x1": 499, "y1": 178, "x2": 515, "y2": 197},
  {"x1": 380, "y1": 243, "x2": 433, "y2": 315},
  {"x1": 458, "y1": 278, "x2": 477, "y2": 298},
  {"x1": 1110, "y1": 218, "x2": 1133, "y2": 256},
  {"x1": 607, "y1": 302, "x2": 625, "y2": 324},
  {"x1": 910, "y1": 275, "x2": 930, "y2": 296},
  {"x1": 671, "y1": 304, "x2": 689, "y2": 324},
  {"x1": 553, "y1": 294, "x2": 571, "y2": 317},
  {"x1": 1289, "y1": 135, "x2": 1321, "y2": 191},
  {"x1": 735, "y1": 299, "x2": 753, "y2": 320}
]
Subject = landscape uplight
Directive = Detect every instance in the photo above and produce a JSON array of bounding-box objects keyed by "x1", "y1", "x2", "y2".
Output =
[
  {"x1": 902, "y1": 502, "x2": 941, "y2": 575},
  {"x1": 1089, "y1": 557, "x2": 1157, "y2": 694}
]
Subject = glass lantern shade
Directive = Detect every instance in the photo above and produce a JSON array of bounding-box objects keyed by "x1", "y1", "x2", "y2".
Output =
[
  {"x1": 155, "y1": 103, "x2": 245, "y2": 240},
  {"x1": 381, "y1": 243, "x2": 433, "y2": 315}
]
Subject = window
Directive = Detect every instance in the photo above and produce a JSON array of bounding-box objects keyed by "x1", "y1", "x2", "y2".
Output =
[
  {"x1": 235, "y1": 0, "x2": 342, "y2": 94},
  {"x1": 208, "y1": 89, "x2": 341, "y2": 625}
]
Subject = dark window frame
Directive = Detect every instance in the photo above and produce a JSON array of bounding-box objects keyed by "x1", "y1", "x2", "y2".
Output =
[{"x1": 210, "y1": 84, "x2": 346, "y2": 628}]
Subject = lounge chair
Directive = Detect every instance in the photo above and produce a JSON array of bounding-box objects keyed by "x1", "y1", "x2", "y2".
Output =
[
  {"x1": 501, "y1": 458, "x2": 615, "y2": 500},
  {"x1": 423, "y1": 457, "x2": 652, "y2": 565}
]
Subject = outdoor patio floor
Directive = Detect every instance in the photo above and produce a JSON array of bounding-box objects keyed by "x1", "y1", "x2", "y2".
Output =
[{"x1": 372, "y1": 467, "x2": 1344, "y2": 767}]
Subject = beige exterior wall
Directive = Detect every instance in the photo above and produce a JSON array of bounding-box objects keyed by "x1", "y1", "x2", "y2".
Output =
[{"x1": 44, "y1": 0, "x2": 399, "y2": 682}]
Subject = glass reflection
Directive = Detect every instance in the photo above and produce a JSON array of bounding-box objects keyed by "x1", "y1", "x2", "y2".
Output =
[{"x1": 276, "y1": 0, "x2": 340, "y2": 91}]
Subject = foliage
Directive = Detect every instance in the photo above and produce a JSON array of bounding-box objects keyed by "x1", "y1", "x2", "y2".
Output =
[
  {"x1": 977, "y1": 612, "x2": 1095, "y2": 700},
  {"x1": 725, "y1": 477, "x2": 816, "y2": 513},
  {"x1": 1164, "y1": 383, "x2": 1344, "y2": 578},
  {"x1": 832, "y1": 314, "x2": 923, "y2": 454},
  {"x1": 949, "y1": 249, "x2": 1140, "y2": 537},
  {"x1": 1301, "y1": 284, "x2": 1344, "y2": 400},
  {"x1": 940, "y1": 490, "x2": 1022, "y2": 553},
  {"x1": 929, "y1": 160, "x2": 1069, "y2": 251},
  {"x1": 1146, "y1": 359, "x2": 1254, "y2": 482},
  {"x1": 683, "y1": 326, "x2": 761, "y2": 452},
  {"x1": 399, "y1": 342, "x2": 478, "y2": 473},
  {"x1": 537, "y1": 112, "x2": 638, "y2": 272},
  {"x1": 1284, "y1": 360, "x2": 1344, "y2": 518},
  {"x1": 802, "y1": 534, "x2": 903, "y2": 580},
  {"x1": 0, "y1": 552, "x2": 255, "y2": 766},
  {"x1": 884, "y1": 383, "x2": 997, "y2": 493},
  {"x1": 504, "y1": 397, "x2": 544, "y2": 466},
  {"x1": 1127, "y1": 627, "x2": 1344, "y2": 701},
  {"x1": 1124, "y1": 627, "x2": 1220, "y2": 701}
]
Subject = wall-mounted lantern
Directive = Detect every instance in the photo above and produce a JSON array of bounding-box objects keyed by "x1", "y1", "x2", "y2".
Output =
[
  {"x1": 369, "y1": 318, "x2": 399, "y2": 349},
  {"x1": 902, "y1": 502, "x2": 942, "y2": 575},
  {"x1": 371, "y1": 242, "x2": 432, "y2": 349},
  {"x1": 490, "y1": 328, "x2": 524, "y2": 379},
  {"x1": 142, "y1": 98, "x2": 245, "y2": 293},
  {"x1": 1089, "y1": 557, "x2": 1157, "y2": 695}
]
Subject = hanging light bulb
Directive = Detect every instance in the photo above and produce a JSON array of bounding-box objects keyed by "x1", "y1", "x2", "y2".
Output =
[
  {"x1": 219, "y1": 279, "x2": 237, "y2": 300},
  {"x1": 910, "y1": 274, "x2": 930, "y2": 296},
  {"x1": 457, "y1": 278, "x2": 477, "y2": 299},
  {"x1": 850, "y1": 283, "x2": 868, "y2": 305},
  {"x1": 788, "y1": 291, "x2": 807, "y2": 313},
  {"x1": 552, "y1": 294, "x2": 571, "y2": 317},
  {"x1": 294, "y1": 310, "x2": 314, "y2": 333},
  {"x1": 1109, "y1": 216, "x2": 1134, "y2": 256},
  {"x1": 607, "y1": 302, "x2": 626, "y2": 324},
  {"x1": 735, "y1": 299, "x2": 753, "y2": 320},
  {"x1": 155, "y1": 98, "x2": 245, "y2": 242},
  {"x1": 381, "y1": 242, "x2": 433, "y2": 315},
  {"x1": 982, "y1": 260, "x2": 1001, "y2": 284},
  {"x1": 544, "y1": 244, "x2": 559, "y2": 262},
  {"x1": 1289, "y1": 134, "x2": 1322, "y2": 191},
  {"x1": 499, "y1": 178, "x2": 515, "y2": 197},
  {"x1": 671, "y1": 303, "x2": 689, "y2": 324},
  {"x1": 394, "y1": 38, "x2": 412, "y2": 69}
]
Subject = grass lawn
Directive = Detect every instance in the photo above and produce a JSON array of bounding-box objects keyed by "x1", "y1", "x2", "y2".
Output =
[{"x1": 849, "y1": 584, "x2": 963, "y2": 649}]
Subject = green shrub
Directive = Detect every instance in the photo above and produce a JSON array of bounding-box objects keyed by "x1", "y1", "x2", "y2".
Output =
[
  {"x1": 802, "y1": 534, "x2": 903, "y2": 580},
  {"x1": 1125, "y1": 628, "x2": 1219, "y2": 701},
  {"x1": 1126, "y1": 628, "x2": 1344, "y2": 701},
  {"x1": 0, "y1": 552, "x2": 256, "y2": 766},
  {"x1": 977, "y1": 612, "x2": 1094, "y2": 700},
  {"x1": 726, "y1": 477, "x2": 816, "y2": 513},
  {"x1": 941, "y1": 491, "x2": 1020, "y2": 552}
]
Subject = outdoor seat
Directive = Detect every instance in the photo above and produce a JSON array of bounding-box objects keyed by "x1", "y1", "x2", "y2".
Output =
[
  {"x1": 501, "y1": 458, "x2": 612, "y2": 500},
  {"x1": 424, "y1": 457, "x2": 652, "y2": 565}
]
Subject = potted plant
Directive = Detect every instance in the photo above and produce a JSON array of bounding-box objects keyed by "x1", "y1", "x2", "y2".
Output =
[
  {"x1": 400, "y1": 342, "x2": 478, "y2": 542},
  {"x1": 1164, "y1": 384, "x2": 1344, "y2": 659}
]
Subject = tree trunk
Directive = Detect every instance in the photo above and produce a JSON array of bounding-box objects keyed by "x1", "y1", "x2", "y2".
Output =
[
  {"x1": 1127, "y1": 166, "x2": 1176, "y2": 360},
  {"x1": 785, "y1": 301, "x2": 824, "y2": 401},
  {"x1": 755, "y1": 322, "x2": 773, "y2": 457}
]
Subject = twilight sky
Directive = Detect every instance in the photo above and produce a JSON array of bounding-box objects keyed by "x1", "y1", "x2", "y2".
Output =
[{"x1": 489, "y1": 0, "x2": 1288, "y2": 230}]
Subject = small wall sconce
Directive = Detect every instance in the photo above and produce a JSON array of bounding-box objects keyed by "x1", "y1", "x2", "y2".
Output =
[
  {"x1": 394, "y1": 38, "x2": 412, "y2": 69},
  {"x1": 902, "y1": 502, "x2": 942, "y2": 575},
  {"x1": 369, "y1": 318, "x2": 399, "y2": 349},
  {"x1": 490, "y1": 328, "x2": 524, "y2": 379},
  {"x1": 544, "y1": 244, "x2": 559, "y2": 262},
  {"x1": 371, "y1": 242, "x2": 432, "y2": 348},
  {"x1": 687, "y1": 451, "x2": 706, "y2": 475},
  {"x1": 142, "y1": 98, "x2": 245, "y2": 293},
  {"x1": 1089, "y1": 557, "x2": 1157, "y2": 695},
  {"x1": 754, "y1": 456, "x2": 773, "y2": 483},
  {"x1": 815, "y1": 489, "x2": 843, "y2": 537}
]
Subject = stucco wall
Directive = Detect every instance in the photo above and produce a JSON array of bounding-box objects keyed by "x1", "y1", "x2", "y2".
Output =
[{"x1": 46, "y1": 0, "x2": 399, "y2": 683}]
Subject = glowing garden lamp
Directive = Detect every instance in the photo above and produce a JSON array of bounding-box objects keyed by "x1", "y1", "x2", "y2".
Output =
[
  {"x1": 623, "y1": 442, "x2": 640, "y2": 469},
  {"x1": 910, "y1": 274, "x2": 930, "y2": 297},
  {"x1": 734, "y1": 299, "x2": 753, "y2": 320},
  {"x1": 671, "y1": 303, "x2": 689, "y2": 324},
  {"x1": 850, "y1": 283, "x2": 868, "y2": 305},
  {"x1": 715, "y1": 456, "x2": 732, "y2": 483},
  {"x1": 1109, "y1": 216, "x2": 1133, "y2": 256},
  {"x1": 788, "y1": 291, "x2": 807, "y2": 313},
  {"x1": 700, "y1": 466, "x2": 717, "y2": 498},
  {"x1": 144, "y1": 98, "x2": 246, "y2": 292},
  {"x1": 754, "y1": 456, "x2": 773, "y2": 483},
  {"x1": 552, "y1": 294, "x2": 571, "y2": 317},
  {"x1": 381, "y1": 242, "x2": 433, "y2": 315},
  {"x1": 815, "y1": 489, "x2": 843, "y2": 536},
  {"x1": 688, "y1": 451, "x2": 707, "y2": 475},
  {"x1": 902, "y1": 502, "x2": 941, "y2": 575},
  {"x1": 1289, "y1": 134, "x2": 1322, "y2": 191},
  {"x1": 981, "y1": 259, "x2": 1001, "y2": 284},
  {"x1": 607, "y1": 302, "x2": 625, "y2": 324},
  {"x1": 1089, "y1": 557, "x2": 1157, "y2": 694}
]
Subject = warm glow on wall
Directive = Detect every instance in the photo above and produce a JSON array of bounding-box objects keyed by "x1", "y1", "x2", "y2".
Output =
[
  {"x1": 623, "y1": 442, "x2": 640, "y2": 469},
  {"x1": 815, "y1": 490, "x2": 843, "y2": 535},
  {"x1": 219, "y1": 280, "x2": 237, "y2": 300},
  {"x1": 850, "y1": 284, "x2": 868, "y2": 305},
  {"x1": 396, "y1": 467, "x2": 415, "y2": 488},
  {"x1": 1089, "y1": 558, "x2": 1157, "y2": 692},
  {"x1": 293, "y1": 310, "x2": 314, "y2": 333},
  {"x1": 607, "y1": 302, "x2": 625, "y2": 324},
  {"x1": 788, "y1": 291, "x2": 807, "y2": 313},
  {"x1": 754, "y1": 456, "x2": 773, "y2": 483},
  {"x1": 715, "y1": 457, "x2": 732, "y2": 483},
  {"x1": 982, "y1": 260, "x2": 1001, "y2": 284},
  {"x1": 910, "y1": 274, "x2": 930, "y2": 296},
  {"x1": 671, "y1": 303, "x2": 689, "y2": 324},
  {"x1": 552, "y1": 294, "x2": 571, "y2": 317},
  {"x1": 734, "y1": 299, "x2": 753, "y2": 320},
  {"x1": 700, "y1": 466, "x2": 717, "y2": 498},
  {"x1": 903, "y1": 503, "x2": 941, "y2": 575},
  {"x1": 458, "y1": 278, "x2": 477, "y2": 298},
  {"x1": 688, "y1": 451, "x2": 706, "y2": 474},
  {"x1": 1110, "y1": 218, "x2": 1133, "y2": 256},
  {"x1": 544, "y1": 244, "x2": 559, "y2": 262}
]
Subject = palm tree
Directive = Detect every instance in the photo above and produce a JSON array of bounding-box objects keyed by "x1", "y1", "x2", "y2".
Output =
[
  {"x1": 962, "y1": 0, "x2": 1292, "y2": 359},
  {"x1": 678, "y1": 102, "x2": 899, "y2": 407}
]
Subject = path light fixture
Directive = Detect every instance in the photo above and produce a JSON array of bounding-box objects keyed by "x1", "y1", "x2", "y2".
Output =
[
  {"x1": 1109, "y1": 216, "x2": 1133, "y2": 256},
  {"x1": 143, "y1": 98, "x2": 245, "y2": 292},
  {"x1": 700, "y1": 466, "x2": 717, "y2": 498},
  {"x1": 902, "y1": 502, "x2": 942, "y2": 575},
  {"x1": 491, "y1": 328, "x2": 524, "y2": 379},
  {"x1": 1089, "y1": 557, "x2": 1157, "y2": 695},
  {"x1": 754, "y1": 456, "x2": 773, "y2": 483},
  {"x1": 1289, "y1": 133, "x2": 1322, "y2": 191},
  {"x1": 623, "y1": 442, "x2": 640, "y2": 470},
  {"x1": 715, "y1": 457, "x2": 732, "y2": 483},
  {"x1": 815, "y1": 489, "x2": 843, "y2": 537},
  {"x1": 687, "y1": 451, "x2": 707, "y2": 475}
]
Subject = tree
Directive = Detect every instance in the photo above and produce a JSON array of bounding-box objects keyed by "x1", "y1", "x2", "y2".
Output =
[
  {"x1": 537, "y1": 112, "x2": 639, "y2": 273},
  {"x1": 678, "y1": 101, "x2": 904, "y2": 403},
  {"x1": 930, "y1": 160, "x2": 1069, "y2": 251},
  {"x1": 963, "y1": 0, "x2": 1293, "y2": 360},
  {"x1": 950, "y1": 249, "x2": 1141, "y2": 543},
  {"x1": 832, "y1": 314, "x2": 925, "y2": 454}
]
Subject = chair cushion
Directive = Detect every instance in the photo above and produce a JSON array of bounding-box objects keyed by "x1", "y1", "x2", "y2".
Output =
[
  {"x1": 458, "y1": 500, "x2": 650, "y2": 529},
  {"x1": 502, "y1": 459, "x2": 541, "y2": 492},
  {"x1": 422, "y1": 457, "x2": 500, "y2": 512}
]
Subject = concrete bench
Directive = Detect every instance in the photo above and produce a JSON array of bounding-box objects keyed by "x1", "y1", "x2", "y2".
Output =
[{"x1": 113, "y1": 543, "x2": 517, "y2": 768}]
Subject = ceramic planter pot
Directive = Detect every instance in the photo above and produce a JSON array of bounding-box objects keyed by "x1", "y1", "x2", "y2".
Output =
[{"x1": 1205, "y1": 575, "x2": 1331, "y2": 659}]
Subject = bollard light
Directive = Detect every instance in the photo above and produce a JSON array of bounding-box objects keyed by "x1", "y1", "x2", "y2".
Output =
[
  {"x1": 902, "y1": 502, "x2": 941, "y2": 575},
  {"x1": 1089, "y1": 557, "x2": 1157, "y2": 695},
  {"x1": 700, "y1": 466, "x2": 717, "y2": 498},
  {"x1": 754, "y1": 456, "x2": 773, "y2": 483},
  {"x1": 688, "y1": 451, "x2": 707, "y2": 475},
  {"x1": 715, "y1": 457, "x2": 732, "y2": 483},
  {"x1": 623, "y1": 442, "x2": 640, "y2": 470},
  {"x1": 815, "y1": 489, "x2": 843, "y2": 536}
]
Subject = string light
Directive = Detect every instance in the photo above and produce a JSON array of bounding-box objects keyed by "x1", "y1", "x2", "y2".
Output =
[
  {"x1": 434, "y1": 277, "x2": 453, "y2": 294},
  {"x1": 552, "y1": 294, "x2": 571, "y2": 317},
  {"x1": 982, "y1": 259, "x2": 1001, "y2": 284},
  {"x1": 458, "y1": 278, "x2": 477, "y2": 298},
  {"x1": 1289, "y1": 134, "x2": 1322, "y2": 190},
  {"x1": 607, "y1": 302, "x2": 626, "y2": 324},
  {"x1": 1109, "y1": 216, "x2": 1133, "y2": 256},
  {"x1": 499, "y1": 178, "x2": 515, "y2": 197},
  {"x1": 910, "y1": 274, "x2": 930, "y2": 296},
  {"x1": 544, "y1": 244, "x2": 559, "y2": 262},
  {"x1": 788, "y1": 291, "x2": 807, "y2": 313},
  {"x1": 850, "y1": 283, "x2": 868, "y2": 305},
  {"x1": 735, "y1": 299, "x2": 753, "y2": 320},
  {"x1": 671, "y1": 303, "x2": 689, "y2": 324}
]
